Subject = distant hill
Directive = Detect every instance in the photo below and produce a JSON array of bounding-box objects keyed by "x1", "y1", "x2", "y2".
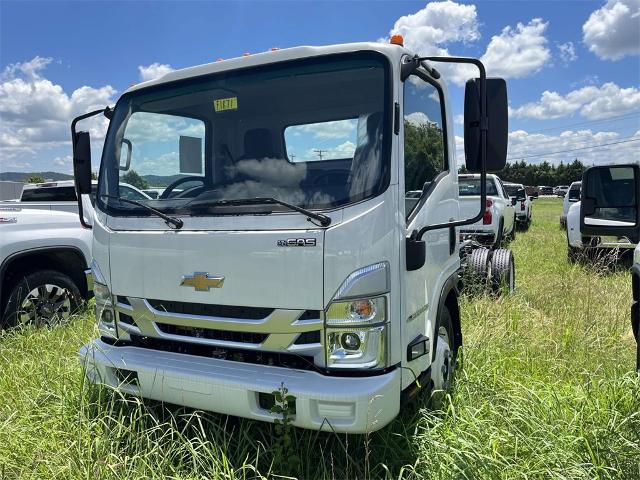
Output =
[
  {"x1": 141, "y1": 174, "x2": 191, "y2": 187},
  {"x1": 0, "y1": 171, "x2": 74, "y2": 182}
]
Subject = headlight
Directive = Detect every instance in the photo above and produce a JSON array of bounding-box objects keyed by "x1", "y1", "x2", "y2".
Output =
[
  {"x1": 326, "y1": 325, "x2": 386, "y2": 369},
  {"x1": 326, "y1": 297, "x2": 385, "y2": 326},
  {"x1": 91, "y1": 260, "x2": 116, "y2": 339},
  {"x1": 325, "y1": 296, "x2": 387, "y2": 369}
]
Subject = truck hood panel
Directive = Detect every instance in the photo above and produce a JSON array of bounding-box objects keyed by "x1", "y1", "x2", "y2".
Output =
[{"x1": 109, "y1": 229, "x2": 324, "y2": 310}]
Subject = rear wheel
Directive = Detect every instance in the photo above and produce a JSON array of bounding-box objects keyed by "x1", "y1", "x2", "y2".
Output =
[
  {"x1": 430, "y1": 305, "x2": 457, "y2": 409},
  {"x1": 1, "y1": 270, "x2": 82, "y2": 328},
  {"x1": 466, "y1": 248, "x2": 492, "y2": 294},
  {"x1": 491, "y1": 249, "x2": 515, "y2": 295}
]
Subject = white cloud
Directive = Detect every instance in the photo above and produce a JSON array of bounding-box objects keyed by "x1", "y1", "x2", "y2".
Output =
[
  {"x1": 479, "y1": 18, "x2": 550, "y2": 80},
  {"x1": 388, "y1": 1, "x2": 480, "y2": 50},
  {"x1": 511, "y1": 82, "x2": 640, "y2": 120},
  {"x1": 455, "y1": 129, "x2": 640, "y2": 167},
  {"x1": 384, "y1": 3, "x2": 550, "y2": 85},
  {"x1": 558, "y1": 41, "x2": 578, "y2": 64},
  {"x1": 292, "y1": 119, "x2": 357, "y2": 139},
  {"x1": 405, "y1": 111, "x2": 431, "y2": 126},
  {"x1": 583, "y1": 0, "x2": 640, "y2": 60},
  {"x1": 0, "y1": 57, "x2": 116, "y2": 166},
  {"x1": 138, "y1": 63, "x2": 174, "y2": 82}
]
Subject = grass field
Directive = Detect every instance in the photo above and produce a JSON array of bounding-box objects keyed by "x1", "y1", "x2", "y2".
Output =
[{"x1": 1, "y1": 198, "x2": 639, "y2": 479}]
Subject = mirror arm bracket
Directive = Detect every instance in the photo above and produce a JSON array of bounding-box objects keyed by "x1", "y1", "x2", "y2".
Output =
[
  {"x1": 70, "y1": 106, "x2": 112, "y2": 230},
  {"x1": 412, "y1": 56, "x2": 488, "y2": 240}
]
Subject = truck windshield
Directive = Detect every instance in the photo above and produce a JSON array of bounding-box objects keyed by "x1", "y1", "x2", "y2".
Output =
[
  {"x1": 98, "y1": 52, "x2": 390, "y2": 217},
  {"x1": 458, "y1": 178, "x2": 499, "y2": 196}
]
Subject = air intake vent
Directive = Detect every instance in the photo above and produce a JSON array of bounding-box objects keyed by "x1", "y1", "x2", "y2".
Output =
[
  {"x1": 118, "y1": 313, "x2": 135, "y2": 325},
  {"x1": 117, "y1": 296, "x2": 131, "y2": 306},
  {"x1": 293, "y1": 330, "x2": 321, "y2": 345},
  {"x1": 148, "y1": 300, "x2": 273, "y2": 320},
  {"x1": 298, "y1": 310, "x2": 321, "y2": 321},
  {"x1": 156, "y1": 322, "x2": 268, "y2": 344}
]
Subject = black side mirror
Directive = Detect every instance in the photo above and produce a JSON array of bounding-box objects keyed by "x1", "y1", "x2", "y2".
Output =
[
  {"x1": 464, "y1": 78, "x2": 508, "y2": 173},
  {"x1": 118, "y1": 138, "x2": 132, "y2": 171},
  {"x1": 511, "y1": 197, "x2": 517, "y2": 206},
  {"x1": 517, "y1": 188, "x2": 526, "y2": 201},
  {"x1": 580, "y1": 164, "x2": 640, "y2": 242},
  {"x1": 73, "y1": 131, "x2": 92, "y2": 194},
  {"x1": 529, "y1": 196, "x2": 535, "y2": 201},
  {"x1": 406, "y1": 237, "x2": 426, "y2": 271}
]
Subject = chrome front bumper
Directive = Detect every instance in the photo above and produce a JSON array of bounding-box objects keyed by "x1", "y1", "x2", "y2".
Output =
[{"x1": 80, "y1": 339, "x2": 401, "y2": 433}]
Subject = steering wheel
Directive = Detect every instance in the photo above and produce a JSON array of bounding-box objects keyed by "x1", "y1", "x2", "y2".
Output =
[
  {"x1": 312, "y1": 169, "x2": 351, "y2": 186},
  {"x1": 159, "y1": 176, "x2": 206, "y2": 199}
]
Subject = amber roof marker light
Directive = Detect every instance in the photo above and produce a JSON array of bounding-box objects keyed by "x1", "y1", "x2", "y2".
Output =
[{"x1": 390, "y1": 34, "x2": 404, "y2": 46}]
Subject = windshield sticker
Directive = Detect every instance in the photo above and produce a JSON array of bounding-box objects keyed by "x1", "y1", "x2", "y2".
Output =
[{"x1": 214, "y1": 97, "x2": 238, "y2": 112}]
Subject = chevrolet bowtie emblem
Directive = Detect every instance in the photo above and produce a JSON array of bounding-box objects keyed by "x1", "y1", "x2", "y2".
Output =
[{"x1": 180, "y1": 272, "x2": 225, "y2": 291}]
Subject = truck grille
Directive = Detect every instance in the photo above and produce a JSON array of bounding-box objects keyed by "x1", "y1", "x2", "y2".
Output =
[
  {"x1": 156, "y1": 322, "x2": 268, "y2": 344},
  {"x1": 127, "y1": 335, "x2": 317, "y2": 371},
  {"x1": 148, "y1": 299, "x2": 274, "y2": 320}
]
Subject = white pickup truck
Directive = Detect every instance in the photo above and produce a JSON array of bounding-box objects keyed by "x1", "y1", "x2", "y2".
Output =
[
  {"x1": 566, "y1": 163, "x2": 638, "y2": 262},
  {"x1": 0, "y1": 207, "x2": 93, "y2": 326},
  {"x1": 459, "y1": 174, "x2": 516, "y2": 247},
  {"x1": 560, "y1": 181, "x2": 581, "y2": 229},
  {"x1": 0, "y1": 180, "x2": 149, "y2": 215},
  {"x1": 503, "y1": 182, "x2": 532, "y2": 228},
  {"x1": 571, "y1": 163, "x2": 640, "y2": 369}
]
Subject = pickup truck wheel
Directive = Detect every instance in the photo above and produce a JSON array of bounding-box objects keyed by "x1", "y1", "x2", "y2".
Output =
[
  {"x1": 567, "y1": 235, "x2": 580, "y2": 263},
  {"x1": 2, "y1": 270, "x2": 82, "y2": 328},
  {"x1": 491, "y1": 249, "x2": 515, "y2": 295},
  {"x1": 494, "y1": 218, "x2": 504, "y2": 248},
  {"x1": 510, "y1": 216, "x2": 517, "y2": 241},
  {"x1": 429, "y1": 305, "x2": 457, "y2": 409}
]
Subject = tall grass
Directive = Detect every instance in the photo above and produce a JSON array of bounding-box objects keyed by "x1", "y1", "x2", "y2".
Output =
[{"x1": 1, "y1": 198, "x2": 638, "y2": 479}]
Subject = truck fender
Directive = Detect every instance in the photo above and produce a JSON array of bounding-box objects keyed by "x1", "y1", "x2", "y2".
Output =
[
  {"x1": 432, "y1": 272, "x2": 462, "y2": 362},
  {"x1": 0, "y1": 246, "x2": 89, "y2": 310}
]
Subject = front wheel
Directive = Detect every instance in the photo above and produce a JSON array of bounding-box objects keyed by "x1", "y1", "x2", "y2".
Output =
[
  {"x1": 430, "y1": 305, "x2": 458, "y2": 409},
  {"x1": 1, "y1": 270, "x2": 82, "y2": 328}
]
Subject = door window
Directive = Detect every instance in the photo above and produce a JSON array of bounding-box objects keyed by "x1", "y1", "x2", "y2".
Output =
[{"x1": 404, "y1": 77, "x2": 447, "y2": 215}]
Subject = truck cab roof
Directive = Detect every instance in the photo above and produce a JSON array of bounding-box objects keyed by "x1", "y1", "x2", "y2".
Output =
[{"x1": 126, "y1": 42, "x2": 417, "y2": 94}]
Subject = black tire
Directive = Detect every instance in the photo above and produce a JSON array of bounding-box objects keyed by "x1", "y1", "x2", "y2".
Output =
[
  {"x1": 567, "y1": 235, "x2": 580, "y2": 263},
  {"x1": 430, "y1": 304, "x2": 458, "y2": 409},
  {"x1": 466, "y1": 248, "x2": 492, "y2": 294},
  {"x1": 491, "y1": 248, "x2": 515, "y2": 295},
  {"x1": 510, "y1": 215, "x2": 517, "y2": 241},
  {"x1": 494, "y1": 218, "x2": 504, "y2": 248},
  {"x1": 1, "y1": 270, "x2": 82, "y2": 328}
]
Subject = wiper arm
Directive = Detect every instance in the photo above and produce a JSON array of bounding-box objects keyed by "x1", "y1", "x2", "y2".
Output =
[
  {"x1": 100, "y1": 195, "x2": 183, "y2": 230},
  {"x1": 191, "y1": 197, "x2": 331, "y2": 227}
]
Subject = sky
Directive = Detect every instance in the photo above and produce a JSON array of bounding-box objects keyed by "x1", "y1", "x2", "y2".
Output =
[{"x1": 0, "y1": 0, "x2": 639, "y2": 174}]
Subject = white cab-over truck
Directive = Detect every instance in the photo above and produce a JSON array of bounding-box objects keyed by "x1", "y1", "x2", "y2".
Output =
[
  {"x1": 0, "y1": 207, "x2": 93, "y2": 326},
  {"x1": 567, "y1": 163, "x2": 638, "y2": 262},
  {"x1": 458, "y1": 174, "x2": 516, "y2": 246},
  {"x1": 570, "y1": 164, "x2": 639, "y2": 370},
  {"x1": 72, "y1": 40, "x2": 511, "y2": 433}
]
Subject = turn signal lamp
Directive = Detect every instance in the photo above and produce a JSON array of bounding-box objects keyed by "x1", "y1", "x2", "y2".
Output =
[
  {"x1": 390, "y1": 34, "x2": 404, "y2": 46},
  {"x1": 243, "y1": 52, "x2": 251, "y2": 57},
  {"x1": 270, "y1": 47, "x2": 280, "y2": 51}
]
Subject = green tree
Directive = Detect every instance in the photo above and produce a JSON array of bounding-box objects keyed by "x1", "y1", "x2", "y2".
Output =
[
  {"x1": 404, "y1": 120, "x2": 445, "y2": 191},
  {"x1": 26, "y1": 174, "x2": 45, "y2": 184},
  {"x1": 120, "y1": 170, "x2": 149, "y2": 190}
]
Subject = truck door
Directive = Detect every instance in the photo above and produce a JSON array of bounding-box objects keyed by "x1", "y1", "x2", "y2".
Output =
[{"x1": 402, "y1": 72, "x2": 459, "y2": 384}]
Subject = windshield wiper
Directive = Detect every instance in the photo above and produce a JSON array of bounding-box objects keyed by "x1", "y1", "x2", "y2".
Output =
[
  {"x1": 100, "y1": 195, "x2": 183, "y2": 230},
  {"x1": 190, "y1": 197, "x2": 331, "y2": 227}
]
